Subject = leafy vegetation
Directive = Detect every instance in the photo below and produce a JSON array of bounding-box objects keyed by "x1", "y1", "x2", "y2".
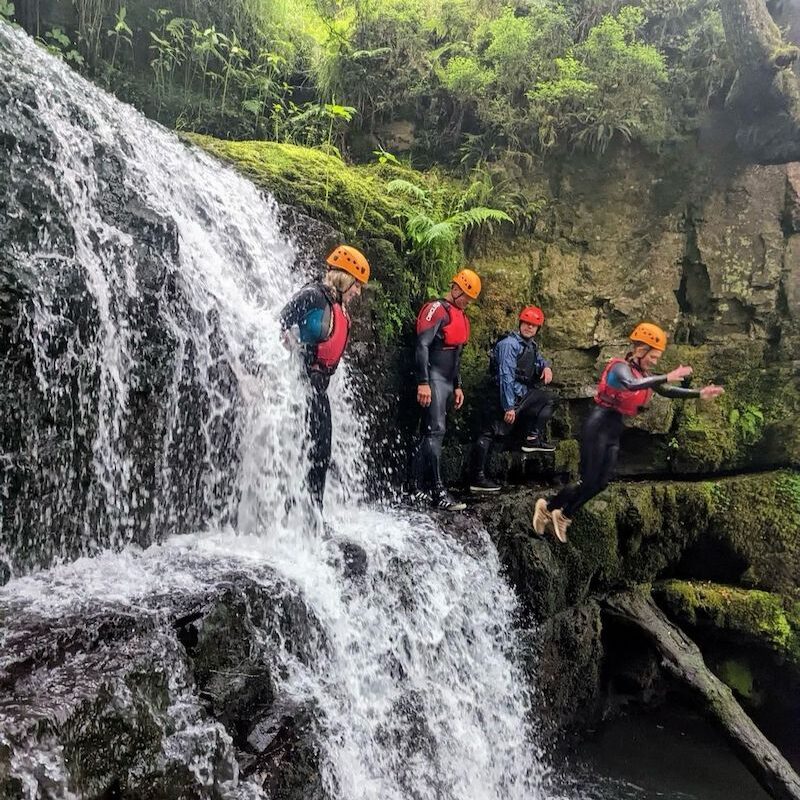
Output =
[{"x1": 10, "y1": 0, "x2": 733, "y2": 162}]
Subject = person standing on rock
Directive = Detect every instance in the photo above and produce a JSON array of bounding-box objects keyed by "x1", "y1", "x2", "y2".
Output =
[
  {"x1": 533, "y1": 322, "x2": 724, "y2": 542},
  {"x1": 410, "y1": 269, "x2": 482, "y2": 511},
  {"x1": 280, "y1": 245, "x2": 370, "y2": 508},
  {"x1": 468, "y1": 305, "x2": 557, "y2": 494}
]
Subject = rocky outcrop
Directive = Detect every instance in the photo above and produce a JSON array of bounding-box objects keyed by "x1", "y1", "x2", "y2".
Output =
[{"x1": 0, "y1": 572, "x2": 324, "y2": 799}]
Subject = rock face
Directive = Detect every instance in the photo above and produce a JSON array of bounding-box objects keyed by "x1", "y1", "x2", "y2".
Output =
[
  {"x1": 477, "y1": 470, "x2": 800, "y2": 731},
  {"x1": 0, "y1": 66, "x2": 242, "y2": 576},
  {"x1": 467, "y1": 152, "x2": 800, "y2": 479}
]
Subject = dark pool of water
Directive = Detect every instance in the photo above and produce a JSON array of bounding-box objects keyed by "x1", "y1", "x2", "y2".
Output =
[{"x1": 554, "y1": 705, "x2": 773, "y2": 800}]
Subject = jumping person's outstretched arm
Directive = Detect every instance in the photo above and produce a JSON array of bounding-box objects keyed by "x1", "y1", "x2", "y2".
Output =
[{"x1": 608, "y1": 361, "x2": 692, "y2": 391}]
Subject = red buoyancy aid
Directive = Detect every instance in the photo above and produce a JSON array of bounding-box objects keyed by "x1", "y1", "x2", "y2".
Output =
[
  {"x1": 416, "y1": 300, "x2": 470, "y2": 347},
  {"x1": 314, "y1": 302, "x2": 350, "y2": 372},
  {"x1": 594, "y1": 358, "x2": 652, "y2": 417}
]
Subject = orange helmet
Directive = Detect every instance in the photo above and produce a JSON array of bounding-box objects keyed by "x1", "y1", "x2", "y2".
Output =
[
  {"x1": 326, "y1": 245, "x2": 370, "y2": 284},
  {"x1": 519, "y1": 305, "x2": 545, "y2": 326},
  {"x1": 629, "y1": 322, "x2": 667, "y2": 351},
  {"x1": 452, "y1": 268, "x2": 481, "y2": 299}
]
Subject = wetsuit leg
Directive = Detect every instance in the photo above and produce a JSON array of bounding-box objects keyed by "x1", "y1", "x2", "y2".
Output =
[
  {"x1": 469, "y1": 391, "x2": 509, "y2": 479},
  {"x1": 548, "y1": 406, "x2": 623, "y2": 517},
  {"x1": 515, "y1": 387, "x2": 556, "y2": 438},
  {"x1": 412, "y1": 378, "x2": 452, "y2": 489},
  {"x1": 307, "y1": 388, "x2": 332, "y2": 508}
]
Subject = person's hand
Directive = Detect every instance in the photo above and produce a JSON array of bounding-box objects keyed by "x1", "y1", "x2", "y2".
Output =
[
  {"x1": 454, "y1": 388, "x2": 464, "y2": 410},
  {"x1": 542, "y1": 367, "x2": 553, "y2": 385},
  {"x1": 417, "y1": 384, "x2": 432, "y2": 407},
  {"x1": 504, "y1": 409, "x2": 516, "y2": 425},
  {"x1": 667, "y1": 365, "x2": 693, "y2": 382},
  {"x1": 699, "y1": 384, "x2": 724, "y2": 400}
]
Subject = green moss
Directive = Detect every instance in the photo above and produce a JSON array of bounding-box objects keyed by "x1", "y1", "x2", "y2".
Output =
[
  {"x1": 666, "y1": 343, "x2": 800, "y2": 473},
  {"x1": 704, "y1": 471, "x2": 800, "y2": 594},
  {"x1": 187, "y1": 134, "x2": 408, "y2": 242},
  {"x1": 717, "y1": 659, "x2": 761, "y2": 702},
  {"x1": 655, "y1": 579, "x2": 800, "y2": 669},
  {"x1": 554, "y1": 438, "x2": 580, "y2": 478}
]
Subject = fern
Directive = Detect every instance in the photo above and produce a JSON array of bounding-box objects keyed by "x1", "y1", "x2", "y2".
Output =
[
  {"x1": 445, "y1": 207, "x2": 511, "y2": 231},
  {"x1": 386, "y1": 178, "x2": 430, "y2": 204}
]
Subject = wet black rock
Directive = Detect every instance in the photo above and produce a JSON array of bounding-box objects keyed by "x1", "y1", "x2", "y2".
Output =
[{"x1": 0, "y1": 571, "x2": 328, "y2": 799}]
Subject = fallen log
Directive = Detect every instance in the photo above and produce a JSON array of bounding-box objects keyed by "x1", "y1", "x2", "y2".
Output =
[{"x1": 602, "y1": 590, "x2": 800, "y2": 800}]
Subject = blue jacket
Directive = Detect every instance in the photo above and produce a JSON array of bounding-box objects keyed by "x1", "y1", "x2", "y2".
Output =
[{"x1": 494, "y1": 332, "x2": 550, "y2": 411}]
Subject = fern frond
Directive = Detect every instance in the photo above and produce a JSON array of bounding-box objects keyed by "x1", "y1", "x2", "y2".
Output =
[
  {"x1": 444, "y1": 206, "x2": 512, "y2": 231},
  {"x1": 386, "y1": 179, "x2": 430, "y2": 203}
]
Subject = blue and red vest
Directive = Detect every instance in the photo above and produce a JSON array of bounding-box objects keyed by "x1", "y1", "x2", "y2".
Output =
[
  {"x1": 313, "y1": 302, "x2": 350, "y2": 374},
  {"x1": 594, "y1": 358, "x2": 652, "y2": 416}
]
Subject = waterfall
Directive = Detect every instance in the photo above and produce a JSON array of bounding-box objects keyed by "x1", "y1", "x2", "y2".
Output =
[{"x1": 0, "y1": 22, "x2": 551, "y2": 800}]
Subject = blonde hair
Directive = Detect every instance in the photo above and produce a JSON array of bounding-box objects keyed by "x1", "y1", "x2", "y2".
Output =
[
  {"x1": 324, "y1": 268, "x2": 357, "y2": 296},
  {"x1": 627, "y1": 342, "x2": 653, "y2": 361}
]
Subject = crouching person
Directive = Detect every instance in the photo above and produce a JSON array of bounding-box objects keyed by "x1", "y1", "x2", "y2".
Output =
[{"x1": 468, "y1": 305, "x2": 556, "y2": 493}]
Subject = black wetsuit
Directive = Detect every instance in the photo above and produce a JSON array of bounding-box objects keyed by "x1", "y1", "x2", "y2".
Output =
[
  {"x1": 470, "y1": 332, "x2": 555, "y2": 478},
  {"x1": 280, "y1": 283, "x2": 345, "y2": 508},
  {"x1": 547, "y1": 359, "x2": 700, "y2": 518},
  {"x1": 411, "y1": 299, "x2": 469, "y2": 491}
]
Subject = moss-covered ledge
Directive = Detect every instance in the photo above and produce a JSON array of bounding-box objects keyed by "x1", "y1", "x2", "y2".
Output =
[
  {"x1": 479, "y1": 470, "x2": 800, "y2": 620},
  {"x1": 186, "y1": 134, "x2": 408, "y2": 243},
  {"x1": 654, "y1": 580, "x2": 800, "y2": 671}
]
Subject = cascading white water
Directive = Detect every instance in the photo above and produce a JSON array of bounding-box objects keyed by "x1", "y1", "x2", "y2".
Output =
[{"x1": 0, "y1": 21, "x2": 553, "y2": 800}]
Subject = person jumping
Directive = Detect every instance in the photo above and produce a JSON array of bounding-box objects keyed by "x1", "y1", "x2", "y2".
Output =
[{"x1": 532, "y1": 322, "x2": 724, "y2": 542}]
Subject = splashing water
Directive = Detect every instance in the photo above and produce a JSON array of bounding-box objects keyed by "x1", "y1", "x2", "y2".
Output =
[{"x1": 0, "y1": 21, "x2": 551, "y2": 800}]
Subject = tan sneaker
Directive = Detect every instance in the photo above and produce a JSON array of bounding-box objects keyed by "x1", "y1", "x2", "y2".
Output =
[
  {"x1": 550, "y1": 508, "x2": 572, "y2": 543},
  {"x1": 532, "y1": 498, "x2": 552, "y2": 536}
]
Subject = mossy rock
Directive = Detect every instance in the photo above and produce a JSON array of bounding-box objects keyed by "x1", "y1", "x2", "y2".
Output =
[
  {"x1": 666, "y1": 342, "x2": 800, "y2": 473},
  {"x1": 186, "y1": 134, "x2": 407, "y2": 243},
  {"x1": 654, "y1": 579, "x2": 800, "y2": 674},
  {"x1": 479, "y1": 470, "x2": 800, "y2": 620}
]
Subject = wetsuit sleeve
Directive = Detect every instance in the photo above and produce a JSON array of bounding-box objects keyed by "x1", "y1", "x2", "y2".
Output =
[
  {"x1": 654, "y1": 383, "x2": 702, "y2": 399},
  {"x1": 496, "y1": 338, "x2": 520, "y2": 411},
  {"x1": 280, "y1": 286, "x2": 324, "y2": 332},
  {"x1": 415, "y1": 303, "x2": 447, "y2": 384},
  {"x1": 607, "y1": 362, "x2": 669, "y2": 391}
]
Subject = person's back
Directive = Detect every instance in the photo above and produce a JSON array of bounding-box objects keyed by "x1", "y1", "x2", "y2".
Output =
[{"x1": 279, "y1": 245, "x2": 370, "y2": 507}]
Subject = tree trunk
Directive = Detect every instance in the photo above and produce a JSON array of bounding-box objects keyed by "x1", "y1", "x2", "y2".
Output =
[
  {"x1": 720, "y1": 0, "x2": 800, "y2": 162},
  {"x1": 602, "y1": 590, "x2": 800, "y2": 800}
]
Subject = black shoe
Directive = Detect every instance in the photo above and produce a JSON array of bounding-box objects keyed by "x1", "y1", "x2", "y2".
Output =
[
  {"x1": 521, "y1": 435, "x2": 556, "y2": 453},
  {"x1": 408, "y1": 489, "x2": 430, "y2": 506},
  {"x1": 431, "y1": 488, "x2": 467, "y2": 512},
  {"x1": 469, "y1": 474, "x2": 501, "y2": 494}
]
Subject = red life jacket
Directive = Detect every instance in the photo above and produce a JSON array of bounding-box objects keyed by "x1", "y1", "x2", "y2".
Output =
[
  {"x1": 313, "y1": 302, "x2": 350, "y2": 373},
  {"x1": 416, "y1": 300, "x2": 470, "y2": 347},
  {"x1": 594, "y1": 358, "x2": 652, "y2": 417}
]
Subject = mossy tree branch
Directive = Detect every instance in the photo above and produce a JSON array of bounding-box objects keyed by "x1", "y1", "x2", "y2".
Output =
[
  {"x1": 720, "y1": 0, "x2": 800, "y2": 162},
  {"x1": 603, "y1": 590, "x2": 800, "y2": 800}
]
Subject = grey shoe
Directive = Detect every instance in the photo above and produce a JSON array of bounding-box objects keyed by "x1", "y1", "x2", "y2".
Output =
[
  {"x1": 522, "y1": 434, "x2": 557, "y2": 453},
  {"x1": 469, "y1": 474, "x2": 502, "y2": 494}
]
